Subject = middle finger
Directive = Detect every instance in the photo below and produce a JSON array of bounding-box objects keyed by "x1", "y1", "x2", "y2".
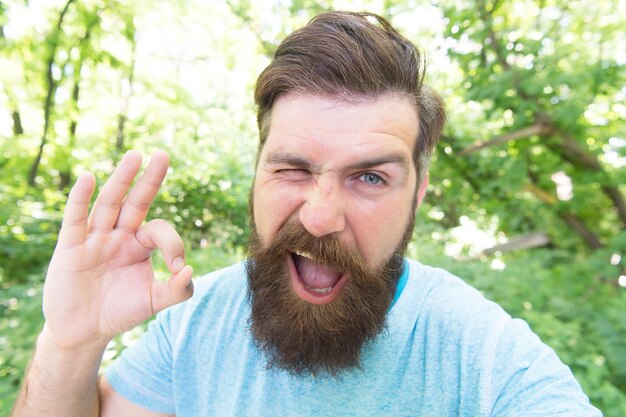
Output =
[{"x1": 88, "y1": 150, "x2": 142, "y2": 231}]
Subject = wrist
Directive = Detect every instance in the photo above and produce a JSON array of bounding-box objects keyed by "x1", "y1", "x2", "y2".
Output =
[
  {"x1": 13, "y1": 325, "x2": 105, "y2": 416},
  {"x1": 39, "y1": 322, "x2": 111, "y2": 353},
  {"x1": 34, "y1": 325, "x2": 109, "y2": 380}
]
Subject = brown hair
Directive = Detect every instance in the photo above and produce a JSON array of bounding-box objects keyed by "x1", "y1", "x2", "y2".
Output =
[{"x1": 254, "y1": 11, "x2": 446, "y2": 181}]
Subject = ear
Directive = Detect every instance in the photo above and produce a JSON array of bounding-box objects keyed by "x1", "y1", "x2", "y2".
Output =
[{"x1": 415, "y1": 173, "x2": 429, "y2": 208}]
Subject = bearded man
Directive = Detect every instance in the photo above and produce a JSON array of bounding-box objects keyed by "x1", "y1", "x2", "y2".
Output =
[{"x1": 13, "y1": 11, "x2": 601, "y2": 417}]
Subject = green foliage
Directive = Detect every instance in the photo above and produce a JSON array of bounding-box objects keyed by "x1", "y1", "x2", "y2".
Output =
[
  {"x1": 436, "y1": 0, "x2": 626, "y2": 249},
  {"x1": 0, "y1": 184, "x2": 63, "y2": 281},
  {"x1": 154, "y1": 151, "x2": 253, "y2": 252},
  {"x1": 0, "y1": 274, "x2": 45, "y2": 414}
]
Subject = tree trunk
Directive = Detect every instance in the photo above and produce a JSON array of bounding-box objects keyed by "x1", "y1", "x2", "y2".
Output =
[
  {"x1": 59, "y1": 10, "x2": 100, "y2": 190},
  {"x1": 116, "y1": 30, "x2": 137, "y2": 151},
  {"x1": 27, "y1": 0, "x2": 75, "y2": 187},
  {"x1": 59, "y1": 75, "x2": 81, "y2": 190},
  {"x1": 12, "y1": 110, "x2": 23, "y2": 135}
]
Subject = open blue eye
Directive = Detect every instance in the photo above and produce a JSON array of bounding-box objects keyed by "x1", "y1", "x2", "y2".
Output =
[{"x1": 361, "y1": 173, "x2": 383, "y2": 185}]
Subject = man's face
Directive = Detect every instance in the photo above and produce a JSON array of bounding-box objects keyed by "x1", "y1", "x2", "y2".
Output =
[{"x1": 247, "y1": 93, "x2": 426, "y2": 375}]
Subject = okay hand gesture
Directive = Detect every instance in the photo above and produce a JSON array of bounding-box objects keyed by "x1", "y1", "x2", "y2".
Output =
[{"x1": 42, "y1": 150, "x2": 193, "y2": 350}]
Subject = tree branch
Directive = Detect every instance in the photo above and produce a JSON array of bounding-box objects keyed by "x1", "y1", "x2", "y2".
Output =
[
  {"x1": 524, "y1": 181, "x2": 603, "y2": 249},
  {"x1": 523, "y1": 183, "x2": 557, "y2": 205},
  {"x1": 546, "y1": 131, "x2": 626, "y2": 227},
  {"x1": 482, "y1": 232, "x2": 550, "y2": 255},
  {"x1": 458, "y1": 123, "x2": 551, "y2": 155}
]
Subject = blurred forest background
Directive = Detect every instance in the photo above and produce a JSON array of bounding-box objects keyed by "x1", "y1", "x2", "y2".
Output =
[{"x1": 1, "y1": 0, "x2": 625, "y2": 414}]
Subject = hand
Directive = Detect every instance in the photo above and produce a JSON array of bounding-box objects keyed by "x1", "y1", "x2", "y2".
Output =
[{"x1": 42, "y1": 150, "x2": 193, "y2": 350}]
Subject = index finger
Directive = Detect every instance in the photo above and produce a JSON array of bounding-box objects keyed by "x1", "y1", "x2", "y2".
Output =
[
  {"x1": 57, "y1": 172, "x2": 96, "y2": 249},
  {"x1": 88, "y1": 150, "x2": 143, "y2": 231}
]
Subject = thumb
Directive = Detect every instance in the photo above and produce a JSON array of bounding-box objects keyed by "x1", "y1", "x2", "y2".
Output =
[{"x1": 151, "y1": 265, "x2": 194, "y2": 314}]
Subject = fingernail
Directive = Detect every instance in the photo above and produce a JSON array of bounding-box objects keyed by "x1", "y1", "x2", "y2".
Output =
[{"x1": 172, "y1": 257, "x2": 185, "y2": 272}]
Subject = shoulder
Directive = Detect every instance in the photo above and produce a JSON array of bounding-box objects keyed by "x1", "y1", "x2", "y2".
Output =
[
  {"x1": 402, "y1": 259, "x2": 509, "y2": 326},
  {"x1": 392, "y1": 259, "x2": 513, "y2": 370},
  {"x1": 400, "y1": 260, "x2": 601, "y2": 416},
  {"x1": 192, "y1": 261, "x2": 248, "y2": 298}
]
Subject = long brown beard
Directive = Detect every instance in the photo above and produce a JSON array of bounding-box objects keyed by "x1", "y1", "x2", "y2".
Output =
[{"x1": 246, "y1": 216, "x2": 414, "y2": 377}]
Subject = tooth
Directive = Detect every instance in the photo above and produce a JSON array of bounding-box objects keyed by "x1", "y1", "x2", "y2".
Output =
[
  {"x1": 295, "y1": 250, "x2": 315, "y2": 260},
  {"x1": 307, "y1": 286, "x2": 332, "y2": 294}
]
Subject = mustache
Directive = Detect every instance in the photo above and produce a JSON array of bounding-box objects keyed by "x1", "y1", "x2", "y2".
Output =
[{"x1": 248, "y1": 220, "x2": 369, "y2": 275}]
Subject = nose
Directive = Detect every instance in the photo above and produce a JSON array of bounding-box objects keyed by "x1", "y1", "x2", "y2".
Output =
[{"x1": 299, "y1": 179, "x2": 345, "y2": 237}]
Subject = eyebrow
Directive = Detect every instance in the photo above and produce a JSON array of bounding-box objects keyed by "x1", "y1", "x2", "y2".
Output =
[
  {"x1": 265, "y1": 153, "x2": 316, "y2": 170},
  {"x1": 264, "y1": 152, "x2": 411, "y2": 176},
  {"x1": 347, "y1": 155, "x2": 411, "y2": 174}
]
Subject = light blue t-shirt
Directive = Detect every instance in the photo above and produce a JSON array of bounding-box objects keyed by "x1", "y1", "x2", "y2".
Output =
[{"x1": 106, "y1": 259, "x2": 602, "y2": 416}]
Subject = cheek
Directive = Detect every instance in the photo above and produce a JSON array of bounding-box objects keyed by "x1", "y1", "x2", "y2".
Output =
[
  {"x1": 350, "y1": 196, "x2": 413, "y2": 266},
  {"x1": 253, "y1": 184, "x2": 303, "y2": 237}
]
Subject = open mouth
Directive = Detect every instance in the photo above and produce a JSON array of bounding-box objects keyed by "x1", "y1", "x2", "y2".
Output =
[{"x1": 288, "y1": 250, "x2": 348, "y2": 304}]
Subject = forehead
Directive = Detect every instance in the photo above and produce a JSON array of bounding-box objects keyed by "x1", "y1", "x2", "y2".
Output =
[{"x1": 261, "y1": 93, "x2": 419, "y2": 164}]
